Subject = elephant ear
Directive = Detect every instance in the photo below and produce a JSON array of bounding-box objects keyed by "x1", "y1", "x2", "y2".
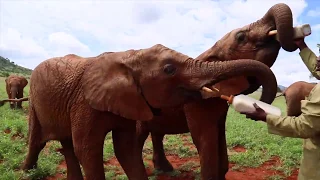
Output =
[
  {"x1": 20, "y1": 78, "x2": 28, "y2": 88},
  {"x1": 82, "y1": 58, "x2": 153, "y2": 121}
]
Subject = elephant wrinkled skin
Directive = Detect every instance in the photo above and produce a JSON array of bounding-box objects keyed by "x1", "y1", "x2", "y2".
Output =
[
  {"x1": 277, "y1": 81, "x2": 317, "y2": 116},
  {"x1": 5, "y1": 75, "x2": 28, "y2": 109},
  {"x1": 142, "y1": 3, "x2": 298, "y2": 179},
  {"x1": 16, "y1": 44, "x2": 277, "y2": 180}
]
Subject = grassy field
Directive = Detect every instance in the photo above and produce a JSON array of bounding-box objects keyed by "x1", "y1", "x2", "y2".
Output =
[{"x1": 0, "y1": 76, "x2": 302, "y2": 180}]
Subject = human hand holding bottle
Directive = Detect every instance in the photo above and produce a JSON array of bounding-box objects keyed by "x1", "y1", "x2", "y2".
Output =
[
  {"x1": 240, "y1": 103, "x2": 267, "y2": 122},
  {"x1": 294, "y1": 38, "x2": 307, "y2": 51}
]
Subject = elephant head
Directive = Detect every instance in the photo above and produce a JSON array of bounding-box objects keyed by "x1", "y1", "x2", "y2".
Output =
[
  {"x1": 5, "y1": 75, "x2": 28, "y2": 108},
  {"x1": 81, "y1": 44, "x2": 277, "y2": 121},
  {"x1": 196, "y1": 3, "x2": 297, "y2": 103}
]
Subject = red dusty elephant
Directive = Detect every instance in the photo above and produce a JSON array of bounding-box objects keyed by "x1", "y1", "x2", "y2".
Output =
[
  {"x1": 5, "y1": 74, "x2": 28, "y2": 109},
  {"x1": 1, "y1": 44, "x2": 278, "y2": 180},
  {"x1": 277, "y1": 81, "x2": 317, "y2": 116},
  {"x1": 139, "y1": 3, "x2": 299, "y2": 179}
]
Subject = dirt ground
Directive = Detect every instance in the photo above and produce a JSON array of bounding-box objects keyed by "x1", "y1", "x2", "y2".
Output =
[{"x1": 45, "y1": 144, "x2": 298, "y2": 180}]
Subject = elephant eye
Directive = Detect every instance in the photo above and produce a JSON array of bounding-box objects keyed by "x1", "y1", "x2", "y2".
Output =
[
  {"x1": 163, "y1": 64, "x2": 176, "y2": 76},
  {"x1": 236, "y1": 31, "x2": 246, "y2": 42}
]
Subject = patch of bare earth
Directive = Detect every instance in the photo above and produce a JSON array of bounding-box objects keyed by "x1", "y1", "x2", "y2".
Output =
[
  {"x1": 226, "y1": 145, "x2": 298, "y2": 180},
  {"x1": 3, "y1": 128, "x2": 25, "y2": 140},
  {"x1": 226, "y1": 156, "x2": 298, "y2": 180},
  {"x1": 41, "y1": 141, "x2": 298, "y2": 180}
]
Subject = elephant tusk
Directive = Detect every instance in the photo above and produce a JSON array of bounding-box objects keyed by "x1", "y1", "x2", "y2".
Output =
[
  {"x1": 202, "y1": 87, "x2": 214, "y2": 93},
  {"x1": 268, "y1": 30, "x2": 277, "y2": 36},
  {"x1": 211, "y1": 86, "x2": 220, "y2": 92},
  {"x1": 200, "y1": 86, "x2": 221, "y2": 99}
]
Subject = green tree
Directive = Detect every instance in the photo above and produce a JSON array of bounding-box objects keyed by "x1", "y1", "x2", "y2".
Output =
[{"x1": 277, "y1": 86, "x2": 282, "y2": 92}]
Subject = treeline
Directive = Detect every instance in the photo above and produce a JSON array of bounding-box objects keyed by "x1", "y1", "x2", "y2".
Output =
[{"x1": 0, "y1": 56, "x2": 32, "y2": 77}]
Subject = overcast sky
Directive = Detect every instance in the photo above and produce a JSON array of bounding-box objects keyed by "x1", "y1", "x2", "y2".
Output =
[{"x1": 0, "y1": 0, "x2": 319, "y2": 87}]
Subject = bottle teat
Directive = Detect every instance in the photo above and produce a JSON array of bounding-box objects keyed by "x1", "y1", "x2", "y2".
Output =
[{"x1": 220, "y1": 95, "x2": 234, "y2": 104}]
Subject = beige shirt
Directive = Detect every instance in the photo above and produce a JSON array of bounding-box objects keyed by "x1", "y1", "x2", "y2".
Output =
[{"x1": 266, "y1": 48, "x2": 320, "y2": 180}]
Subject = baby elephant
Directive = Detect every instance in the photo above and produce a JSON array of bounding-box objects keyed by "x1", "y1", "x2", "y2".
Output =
[
  {"x1": 5, "y1": 75, "x2": 28, "y2": 109},
  {"x1": 5, "y1": 44, "x2": 276, "y2": 180},
  {"x1": 277, "y1": 81, "x2": 317, "y2": 116}
]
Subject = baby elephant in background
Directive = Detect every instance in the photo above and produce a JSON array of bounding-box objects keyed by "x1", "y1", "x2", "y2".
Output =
[
  {"x1": 5, "y1": 75, "x2": 28, "y2": 109},
  {"x1": 277, "y1": 81, "x2": 317, "y2": 116},
  {"x1": 5, "y1": 43, "x2": 277, "y2": 180}
]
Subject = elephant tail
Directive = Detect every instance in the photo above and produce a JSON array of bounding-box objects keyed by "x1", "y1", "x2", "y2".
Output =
[{"x1": 0, "y1": 97, "x2": 29, "y2": 107}]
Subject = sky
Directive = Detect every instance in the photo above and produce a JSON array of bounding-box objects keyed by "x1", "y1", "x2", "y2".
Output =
[{"x1": 0, "y1": 0, "x2": 319, "y2": 87}]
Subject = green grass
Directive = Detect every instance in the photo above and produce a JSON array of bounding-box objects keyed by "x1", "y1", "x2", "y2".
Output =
[
  {"x1": 0, "y1": 77, "x2": 302, "y2": 179},
  {"x1": 0, "y1": 77, "x2": 64, "y2": 180},
  {"x1": 226, "y1": 92, "x2": 302, "y2": 176}
]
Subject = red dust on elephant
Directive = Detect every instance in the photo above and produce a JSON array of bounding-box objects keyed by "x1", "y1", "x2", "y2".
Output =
[
  {"x1": 5, "y1": 74, "x2": 28, "y2": 109},
  {"x1": 1, "y1": 44, "x2": 278, "y2": 180}
]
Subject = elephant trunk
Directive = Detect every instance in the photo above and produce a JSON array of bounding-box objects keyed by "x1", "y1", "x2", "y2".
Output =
[
  {"x1": 189, "y1": 59, "x2": 277, "y2": 104},
  {"x1": 10, "y1": 87, "x2": 18, "y2": 104},
  {"x1": 260, "y1": 3, "x2": 298, "y2": 52},
  {"x1": 0, "y1": 97, "x2": 29, "y2": 107}
]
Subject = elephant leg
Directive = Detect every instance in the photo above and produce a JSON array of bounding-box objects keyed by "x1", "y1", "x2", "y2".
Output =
[
  {"x1": 151, "y1": 132, "x2": 173, "y2": 172},
  {"x1": 60, "y1": 140, "x2": 83, "y2": 180},
  {"x1": 184, "y1": 98, "x2": 229, "y2": 180},
  {"x1": 218, "y1": 110, "x2": 229, "y2": 177},
  {"x1": 10, "y1": 102, "x2": 16, "y2": 109},
  {"x1": 22, "y1": 106, "x2": 46, "y2": 170},
  {"x1": 72, "y1": 127, "x2": 106, "y2": 180},
  {"x1": 6, "y1": 88, "x2": 15, "y2": 109},
  {"x1": 16, "y1": 89, "x2": 23, "y2": 109},
  {"x1": 112, "y1": 130, "x2": 148, "y2": 180},
  {"x1": 70, "y1": 111, "x2": 107, "y2": 180}
]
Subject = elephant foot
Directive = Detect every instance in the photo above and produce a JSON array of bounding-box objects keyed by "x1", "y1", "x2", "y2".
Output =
[
  {"x1": 21, "y1": 162, "x2": 37, "y2": 172},
  {"x1": 10, "y1": 104, "x2": 15, "y2": 109},
  {"x1": 153, "y1": 158, "x2": 174, "y2": 172},
  {"x1": 16, "y1": 105, "x2": 23, "y2": 109}
]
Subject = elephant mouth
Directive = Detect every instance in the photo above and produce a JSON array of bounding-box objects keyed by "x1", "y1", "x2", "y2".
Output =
[
  {"x1": 199, "y1": 77, "x2": 257, "y2": 99},
  {"x1": 199, "y1": 82, "x2": 221, "y2": 99}
]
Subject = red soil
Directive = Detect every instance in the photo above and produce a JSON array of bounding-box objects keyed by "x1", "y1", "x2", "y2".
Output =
[
  {"x1": 226, "y1": 156, "x2": 298, "y2": 180},
  {"x1": 3, "y1": 128, "x2": 24, "y2": 140},
  {"x1": 45, "y1": 161, "x2": 66, "y2": 180},
  {"x1": 232, "y1": 145, "x2": 246, "y2": 153},
  {"x1": 45, "y1": 149, "x2": 298, "y2": 180},
  {"x1": 3, "y1": 129, "x2": 299, "y2": 180}
]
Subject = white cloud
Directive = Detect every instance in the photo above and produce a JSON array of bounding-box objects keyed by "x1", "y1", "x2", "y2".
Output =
[
  {"x1": 0, "y1": 28, "x2": 48, "y2": 58},
  {"x1": 1, "y1": 0, "x2": 318, "y2": 87},
  {"x1": 48, "y1": 32, "x2": 90, "y2": 57},
  {"x1": 270, "y1": 52, "x2": 319, "y2": 87},
  {"x1": 307, "y1": 8, "x2": 320, "y2": 17}
]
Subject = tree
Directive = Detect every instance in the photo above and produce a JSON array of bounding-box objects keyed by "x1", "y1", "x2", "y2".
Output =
[{"x1": 277, "y1": 86, "x2": 282, "y2": 92}]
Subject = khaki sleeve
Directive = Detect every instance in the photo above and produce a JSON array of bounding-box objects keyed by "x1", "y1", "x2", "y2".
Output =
[
  {"x1": 266, "y1": 84, "x2": 320, "y2": 138},
  {"x1": 299, "y1": 48, "x2": 320, "y2": 79}
]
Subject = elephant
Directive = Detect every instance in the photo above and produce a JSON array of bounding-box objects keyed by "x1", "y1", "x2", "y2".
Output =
[
  {"x1": 136, "y1": 3, "x2": 299, "y2": 179},
  {"x1": 4, "y1": 75, "x2": 28, "y2": 109},
  {"x1": 1, "y1": 44, "x2": 278, "y2": 180},
  {"x1": 276, "y1": 81, "x2": 317, "y2": 116}
]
